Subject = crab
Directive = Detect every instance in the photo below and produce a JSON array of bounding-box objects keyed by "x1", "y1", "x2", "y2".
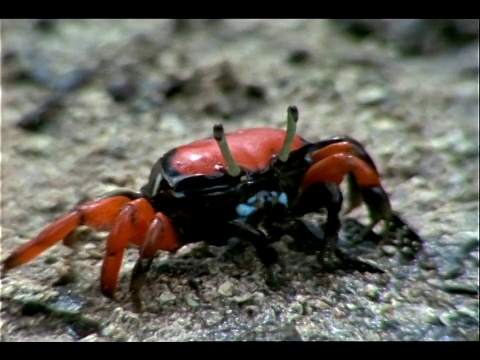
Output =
[{"x1": 2, "y1": 106, "x2": 421, "y2": 309}]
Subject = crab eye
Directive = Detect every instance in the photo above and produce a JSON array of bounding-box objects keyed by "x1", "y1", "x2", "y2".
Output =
[{"x1": 236, "y1": 203, "x2": 257, "y2": 218}]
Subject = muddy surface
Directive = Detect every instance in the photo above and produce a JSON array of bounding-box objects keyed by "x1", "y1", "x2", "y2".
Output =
[{"x1": 1, "y1": 19, "x2": 478, "y2": 341}]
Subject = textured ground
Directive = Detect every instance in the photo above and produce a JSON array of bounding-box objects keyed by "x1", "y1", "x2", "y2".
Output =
[{"x1": 1, "y1": 19, "x2": 478, "y2": 341}]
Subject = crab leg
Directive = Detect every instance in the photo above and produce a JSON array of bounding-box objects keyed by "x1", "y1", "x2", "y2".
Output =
[
  {"x1": 2, "y1": 195, "x2": 132, "y2": 275},
  {"x1": 100, "y1": 198, "x2": 156, "y2": 297},
  {"x1": 303, "y1": 153, "x2": 381, "y2": 189},
  {"x1": 309, "y1": 138, "x2": 378, "y2": 170},
  {"x1": 306, "y1": 138, "x2": 381, "y2": 214},
  {"x1": 129, "y1": 212, "x2": 179, "y2": 309},
  {"x1": 303, "y1": 151, "x2": 391, "y2": 234}
]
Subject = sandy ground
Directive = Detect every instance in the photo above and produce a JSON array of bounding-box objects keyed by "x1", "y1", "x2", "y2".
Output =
[{"x1": 1, "y1": 19, "x2": 478, "y2": 341}]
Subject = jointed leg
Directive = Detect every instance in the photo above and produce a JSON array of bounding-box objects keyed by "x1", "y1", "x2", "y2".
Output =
[
  {"x1": 100, "y1": 197, "x2": 156, "y2": 298},
  {"x1": 226, "y1": 219, "x2": 284, "y2": 289},
  {"x1": 307, "y1": 138, "x2": 378, "y2": 215},
  {"x1": 2, "y1": 195, "x2": 132, "y2": 275},
  {"x1": 290, "y1": 183, "x2": 383, "y2": 273},
  {"x1": 129, "y1": 213, "x2": 180, "y2": 310},
  {"x1": 291, "y1": 183, "x2": 343, "y2": 267},
  {"x1": 304, "y1": 144, "x2": 392, "y2": 237},
  {"x1": 308, "y1": 136, "x2": 378, "y2": 171}
]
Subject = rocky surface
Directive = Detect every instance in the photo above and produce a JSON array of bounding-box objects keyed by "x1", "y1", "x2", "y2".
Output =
[{"x1": 1, "y1": 19, "x2": 478, "y2": 341}]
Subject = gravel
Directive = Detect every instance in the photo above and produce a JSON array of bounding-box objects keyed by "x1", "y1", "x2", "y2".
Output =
[{"x1": 1, "y1": 19, "x2": 478, "y2": 342}]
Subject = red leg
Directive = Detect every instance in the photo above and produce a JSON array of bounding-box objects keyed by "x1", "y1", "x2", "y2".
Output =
[
  {"x1": 303, "y1": 153, "x2": 381, "y2": 189},
  {"x1": 130, "y1": 213, "x2": 180, "y2": 310},
  {"x1": 140, "y1": 213, "x2": 180, "y2": 256},
  {"x1": 100, "y1": 198, "x2": 156, "y2": 297},
  {"x1": 309, "y1": 140, "x2": 380, "y2": 214},
  {"x1": 303, "y1": 149, "x2": 391, "y2": 236},
  {"x1": 2, "y1": 195, "x2": 132, "y2": 275},
  {"x1": 310, "y1": 141, "x2": 360, "y2": 163}
]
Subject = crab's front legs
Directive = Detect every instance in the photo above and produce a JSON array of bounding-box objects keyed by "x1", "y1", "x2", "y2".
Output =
[
  {"x1": 96, "y1": 197, "x2": 179, "y2": 307},
  {"x1": 303, "y1": 140, "x2": 392, "y2": 237},
  {"x1": 1, "y1": 195, "x2": 133, "y2": 276},
  {"x1": 127, "y1": 212, "x2": 180, "y2": 311}
]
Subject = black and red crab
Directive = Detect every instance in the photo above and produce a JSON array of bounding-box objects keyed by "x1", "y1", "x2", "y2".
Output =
[{"x1": 2, "y1": 106, "x2": 420, "y2": 307}]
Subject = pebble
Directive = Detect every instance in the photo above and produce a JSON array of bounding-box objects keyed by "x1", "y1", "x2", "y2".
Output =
[
  {"x1": 232, "y1": 293, "x2": 254, "y2": 304},
  {"x1": 253, "y1": 291, "x2": 266, "y2": 303},
  {"x1": 309, "y1": 299, "x2": 331, "y2": 310},
  {"x1": 381, "y1": 245, "x2": 397, "y2": 256},
  {"x1": 218, "y1": 280, "x2": 234, "y2": 297},
  {"x1": 332, "y1": 307, "x2": 346, "y2": 318},
  {"x1": 289, "y1": 302, "x2": 304, "y2": 314},
  {"x1": 158, "y1": 291, "x2": 177, "y2": 304},
  {"x1": 345, "y1": 303, "x2": 358, "y2": 311},
  {"x1": 356, "y1": 86, "x2": 388, "y2": 105},
  {"x1": 185, "y1": 293, "x2": 200, "y2": 308},
  {"x1": 364, "y1": 284, "x2": 380, "y2": 301},
  {"x1": 258, "y1": 308, "x2": 277, "y2": 325},
  {"x1": 421, "y1": 308, "x2": 441, "y2": 325},
  {"x1": 47, "y1": 292, "x2": 84, "y2": 316},
  {"x1": 438, "y1": 311, "x2": 455, "y2": 327},
  {"x1": 204, "y1": 311, "x2": 224, "y2": 326},
  {"x1": 78, "y1": 334, "x2": 109, "y2": 342},
  {"x1": 101, "y1": 324, "x2": 128, "y2": 341}
]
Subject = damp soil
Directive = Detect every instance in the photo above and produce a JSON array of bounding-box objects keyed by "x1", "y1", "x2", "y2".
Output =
[{"x1": 1, "y1": 19, "x2": 478, "y2": 341}]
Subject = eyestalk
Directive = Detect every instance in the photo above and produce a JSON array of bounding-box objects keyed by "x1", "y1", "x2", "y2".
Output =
[
  {"x1": 277, "y1": 105, "x2": 299, "y2": 162},
  {"x1": 213, "y1": 124, "x2": 242, "y2": 177}
]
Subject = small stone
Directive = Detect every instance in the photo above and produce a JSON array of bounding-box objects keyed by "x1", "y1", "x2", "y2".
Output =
[
  {"x1": 332, "y1": 307, "x2": 345, "y2": 318},
  {"x1": 232, "y1": 293, "x2": 254, "y2": 304},
  {"x1": 364, "y1": 284, "x2": 380, "y2": 301},
  {"x1": 438, "y1": 311, "x2": 455, "y2": 327},
  {"x1": 253, "y1": 291, "x2": 266, "y2": 303},
  {"x1": 289, "y1": 302, "x2": 304, "y2": 314},
  {"x1": 158, "y1": 291, "x2": 176, "y2": 304},
  {"x1": 400, "y1": 246, "x2": 415, "y2": 257},
  {"x1": 381, "y1": 245, "x2": 397, "y2": 256},
  {"x1": 185, "y1": 293, "x2": 200, "y2": 308},
  {"x1": 101, "y1": 324, "x2": 126, "y2": 340},
  {"x1": 258, "y1": 308, "x2": 277, "y2": 325},
  {"x1": 204, "y1": 311, "x2": 224, "y2": 326},
  {"x1": 345, "y1": 303, "x2": 358, "y2": 311},
  {"x1": 78, "y1": 334, "x2": 109, "y2": 342},
  {"x1": 174, "y1": 317, "x2": 188, "y2": 327},
  {"x1": 379, "y1": 304, "x2": 394, "y2": 314},
  {"x1": 309, "y1": 299, "x2": 330, "y2": 310},
  {"x1": 419, "y1": 308, "x2": 440, "y2": 325},
  {"x1": 356, "y1": 86, "x2": 388, "y2": 105},
  {"x1": 218, "y1": 280, "x2": 234, "y2": 297},
  {"x1": 47, "y1": 293, "x2": 84, "y2": 316}
]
